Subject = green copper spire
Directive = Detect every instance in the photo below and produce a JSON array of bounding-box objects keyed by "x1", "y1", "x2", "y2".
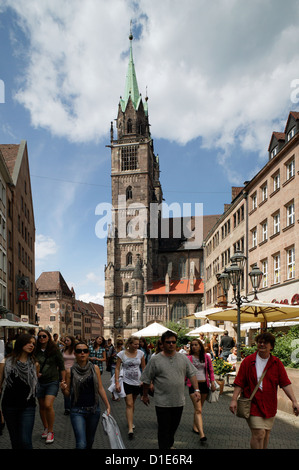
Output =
[{"x1": 120, "y1": 30, "x2": 147, "y2": 114}]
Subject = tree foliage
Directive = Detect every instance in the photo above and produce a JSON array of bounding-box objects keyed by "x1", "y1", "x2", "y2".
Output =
[{"x1": 242, "y1": 326, "x2": 299, "y2": 368}]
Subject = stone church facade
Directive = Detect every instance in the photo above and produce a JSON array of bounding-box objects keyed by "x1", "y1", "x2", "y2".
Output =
[{"x1": 104, "y1": 34, "x2": 220, "y2": 340}]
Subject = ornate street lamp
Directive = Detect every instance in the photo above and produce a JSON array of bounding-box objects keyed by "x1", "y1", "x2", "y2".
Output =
[{"x1": 219, "y1": 253, "x2": 263, "y2": 361}]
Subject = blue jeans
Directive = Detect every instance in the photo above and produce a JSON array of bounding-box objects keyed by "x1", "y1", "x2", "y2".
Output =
[
  {"x1": 70, "y1": 406, "x2": 101, "y2": 449},
  {"x1": 3, "y1": 405, "x2": 36, "y2": 449}
]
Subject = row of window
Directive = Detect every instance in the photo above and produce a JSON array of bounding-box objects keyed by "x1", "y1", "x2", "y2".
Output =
[
  {"x1": 18, "y1": 242, "x2": 33, "y2": 273},
  {"x1": 250, "y1": 201, "x2": 295, "y2": 247},
  {"x1": 251, "y1": 157, "x2": 295, "y2": 211},
  {"x1": 206, "y1": 237, "x2": 245, "y2": 280},
  {"x1": 206, "y1": 204, "x2": 245, "y2": 255},
  {"x1": 259, "y1": 246, "x2": 295, "y2": 287}
]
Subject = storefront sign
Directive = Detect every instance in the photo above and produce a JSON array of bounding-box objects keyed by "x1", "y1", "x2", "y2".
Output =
[{"x1": 271, "y1": 294, "x2": 299, "y2": 305}]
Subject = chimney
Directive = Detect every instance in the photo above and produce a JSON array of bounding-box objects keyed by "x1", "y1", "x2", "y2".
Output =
[{"x1": 231, "y1": 187, "x2": 244, "y2": 201}]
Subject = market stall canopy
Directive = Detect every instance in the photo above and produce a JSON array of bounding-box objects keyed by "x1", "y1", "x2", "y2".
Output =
[
  {"x1": 190, "y1": 301, "x2": 299, "y2": 325},
  {"x1": 188, "y1": 324, "x2": 226, "y2": 336},
  {"x1": 0, "y1": 319, "x2": 37, "y2": 328},
  {"x1": 134, "y1": 322, "x2": 176, "y2": 338}
]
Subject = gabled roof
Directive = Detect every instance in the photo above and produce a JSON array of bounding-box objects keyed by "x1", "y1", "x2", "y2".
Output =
[
  {"x1": 268, "y1": 132, "x2": 285, "y2": 152},
  {"x1": 90, "y1": 302, "x2": 104, "y2": 317},
  {"x1": 145, "y1": 279, "x2": 204, "y2": 295},
  {"x1": 0, "y1": 144, "x2": 20, "y2": 181},
  {"x1": 284, "y1": 111, "x2": 299, "y2": 133},
  {"x1": 36, "y1": 271, "x2": 73, "y2": 297},
  {"x1": 0, "y1": 148, "x2": 13, "y2": 184}
]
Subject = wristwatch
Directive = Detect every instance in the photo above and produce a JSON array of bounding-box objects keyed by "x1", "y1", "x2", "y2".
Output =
[{"x1": 195, "y1": 389, "x2": 200, "y2": 392}]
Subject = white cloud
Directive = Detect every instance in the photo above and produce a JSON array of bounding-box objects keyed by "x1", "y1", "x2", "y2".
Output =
[
  {"x1": 3, "y1": 0, "x2": 299, "y2": 173},
  {"x1": 78, "y1": 292, "x2": 104, "y2": 306},
  {"x1": 35, "y1": 234, "x2": 58, "y2": 261}
]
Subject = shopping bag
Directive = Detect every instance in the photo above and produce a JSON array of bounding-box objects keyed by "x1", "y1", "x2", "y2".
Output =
[
  {"x1": 207, "y1": 380, "x2": 220, "y2": 403},
  {"x1": 207, "y1": 388, "x2": 220, "y2": 403},
  {"x1": 102, "y1": 412, "x2": 126, "y2": 449}
]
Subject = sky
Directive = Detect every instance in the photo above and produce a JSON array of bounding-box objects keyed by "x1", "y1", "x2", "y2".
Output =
[{"x1": 0, "y1": 0, "x2": 299, "y2": 306}]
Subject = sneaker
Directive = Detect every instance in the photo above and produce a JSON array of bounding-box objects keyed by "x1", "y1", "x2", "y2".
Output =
[
  {"x1": 41, "y1": 429, "x2": 48, "y2": 439},
  {"x1": 46, "y1": 432, "x2": 54, "y2": 444}
]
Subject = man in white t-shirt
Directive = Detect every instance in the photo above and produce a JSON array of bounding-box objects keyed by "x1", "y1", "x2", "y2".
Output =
[{"x1": 141, "y1": 331, "x2": 200, "y2": 449}]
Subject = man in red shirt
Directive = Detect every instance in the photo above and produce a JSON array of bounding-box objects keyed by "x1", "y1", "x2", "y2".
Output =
[{"x1": 229, "y1": 332, "x2": 299, "y2": 449}]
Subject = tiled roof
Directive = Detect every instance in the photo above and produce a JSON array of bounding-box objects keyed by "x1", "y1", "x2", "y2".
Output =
[
  {"x1": 289, "y1": 111, "x2": 299, "y2": 120},
  {"x1": 0, "y1": 144, "x2": 19, "y2": 178},
  {"x1": 90, "y1": 302, "x2": 104, "y2": 316},
  {"x1": 158, "y1": 215, "x2": 221, "y2": 251},
  {"x1": 145, "y1": 279, "x2": 204, "y2": 295},
  {"x1": 36, "y1": 271, "x2": 73, "y2": 296}
]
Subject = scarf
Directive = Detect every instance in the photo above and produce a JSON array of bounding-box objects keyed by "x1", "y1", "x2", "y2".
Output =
[
  {"x1": 71, "y1": 360, "x2": 99, "y2": 411},
  {"x1": 4, "y1": 356, "x2": 38, "y2": 401}
]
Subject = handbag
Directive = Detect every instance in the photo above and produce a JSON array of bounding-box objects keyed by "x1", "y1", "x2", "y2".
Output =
[{"x1": 236, "y1": 368, "x2": 268, "y2": 419}]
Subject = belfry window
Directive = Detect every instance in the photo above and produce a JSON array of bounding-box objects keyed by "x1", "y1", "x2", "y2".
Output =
[
  {"x1": 127, "y1": 119, "x2": 133, "y2": 133},
  {"x1": 121, "y1": 146, "x2": 138, "y2": 171}
]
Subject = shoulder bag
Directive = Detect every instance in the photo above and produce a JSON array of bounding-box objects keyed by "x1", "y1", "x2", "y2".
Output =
[{"x1": 236, "y1": 367, "x2": 268, "y2": 419}]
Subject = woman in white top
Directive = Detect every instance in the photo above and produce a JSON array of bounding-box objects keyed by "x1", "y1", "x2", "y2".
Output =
[
  {"x1": 62, "y1": 336, "x2": 76, "y2": 415},
  {"x1": 115, "y1": 336, "x2": 145, "y2": 440},
  {"x1": 227, "y1": 347, "x2": 238, "y2": 370}
]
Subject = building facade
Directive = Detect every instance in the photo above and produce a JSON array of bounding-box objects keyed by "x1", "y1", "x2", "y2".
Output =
[
  {"x1": 204, "y1": 111, "x2": 299, "y2": 334},
  {"x1": 36, "y1": 271, "x2": 104, "y2": 340},
  {"x1": 0, "y1": 141, "x2": 35, "y2": 324},
  {"x1": 104, "y1": 34, "x2": 220, "y2": 340}
]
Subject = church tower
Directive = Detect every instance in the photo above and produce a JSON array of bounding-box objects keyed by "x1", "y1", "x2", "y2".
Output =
[{"x1": 104, "y1": 32, "x2": 162, "y2": 340}]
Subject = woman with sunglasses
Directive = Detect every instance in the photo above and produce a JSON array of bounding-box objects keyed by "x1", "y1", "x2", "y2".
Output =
[
  {"x1": 115, "y1": 336, "x2": 146, "y2": 440},
  {"x1": 60, "y1": 341, "x2": 110, "y2": 449},
  {"x1": 35, "y1": 330, "x2": 65, "y2": 444},
  {"x1": 0, "y1": 334, "x2": 38, "y2": 448},
  {"x1": 186, "y1": 338, "x2": 216, "y2": 442}
]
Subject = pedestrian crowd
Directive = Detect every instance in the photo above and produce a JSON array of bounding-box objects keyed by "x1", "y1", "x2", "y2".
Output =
[{"x1": 0, "y1": 328, "x2": 298, "y2": 450}]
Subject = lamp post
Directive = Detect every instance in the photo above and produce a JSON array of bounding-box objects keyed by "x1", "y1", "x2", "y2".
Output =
[{"x1": 219, "y1": 251, "x2": 263, "y2": 361}]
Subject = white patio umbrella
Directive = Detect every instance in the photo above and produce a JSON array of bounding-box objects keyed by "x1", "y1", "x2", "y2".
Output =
[
  {"x1": 190, "y1": 301, "x2": 299, "y2": 325},
  {"x1": 188, "y1": 323, "x2": 226, "y2": 336},
  {"x1": 134, "y1": 322, "x2": 176, "y2": 338},
  {"x1": 182, "y1": 307, "x2": 232, "y2": 321}
]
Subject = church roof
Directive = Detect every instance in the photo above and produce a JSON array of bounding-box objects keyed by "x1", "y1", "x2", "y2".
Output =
[{"x1": 145, "y1": 279, "x2": 204, "y2": 295}]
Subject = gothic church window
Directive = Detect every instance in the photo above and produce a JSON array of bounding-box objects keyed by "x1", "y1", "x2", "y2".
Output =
[
  {"x1": 179, "y1": 257, "x2": 186, "y2": 278},
  {"x1": 127, "y1": 119, "x2": 133, "y2": 133},
  {"x1": 171, "y1": 300, "x2": 188, "y2": 323},
  {"x1": 126, "y1": 186, "x2": 133, "y2": 200},
  {"x1": 126, "y1": 252, "x2": 133, "y2": 265},
  {"x1": 121, "y1": 146, "x2": 138, "y2": 171},
  {"x1": 124, "y1": 282, "x2": 129, "y2": 293},
  {"x1": 126, "y1": 305, "x2": 132, "y2": 324}
]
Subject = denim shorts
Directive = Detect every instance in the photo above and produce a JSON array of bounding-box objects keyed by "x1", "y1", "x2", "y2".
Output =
[{"x1": 37, "y1": 381, "x2": 59, "y2": 398}]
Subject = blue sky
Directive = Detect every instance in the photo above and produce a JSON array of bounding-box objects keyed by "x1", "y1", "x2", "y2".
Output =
[{"x1": 0, "y1": 0, "x2": 299, "y2": 305}]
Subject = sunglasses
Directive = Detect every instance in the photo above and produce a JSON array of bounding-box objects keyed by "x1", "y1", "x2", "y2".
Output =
[
  {"x1": 165, "y1": 340, "x2": 176, "y2": 344},
  {"x1": 38, "y1": 334, "x2": 47, "y2": 339},
  {"x1": 75, "y1": 348, "x2": 89, "y2": 354}
]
